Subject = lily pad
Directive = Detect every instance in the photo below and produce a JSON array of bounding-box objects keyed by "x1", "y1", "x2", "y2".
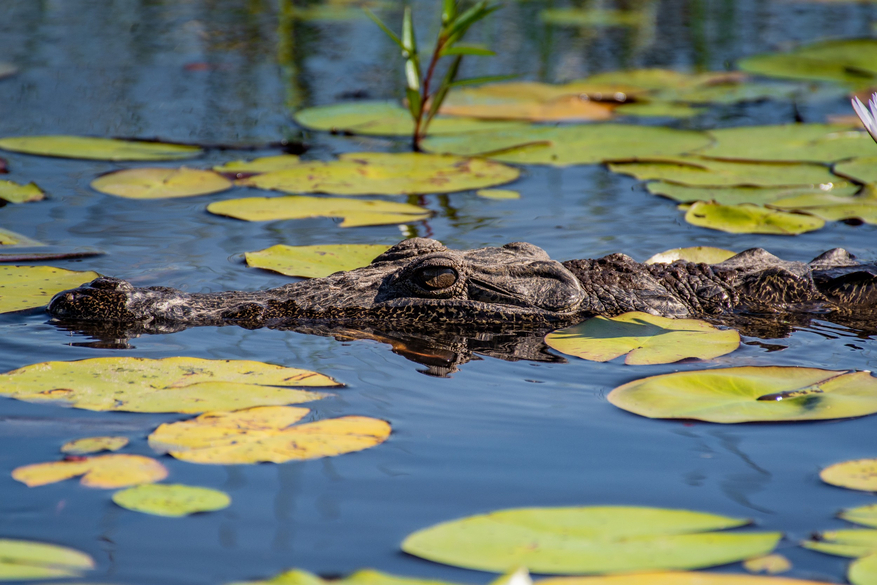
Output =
[
  {"x1": 214, "y1": 155, "x2": 302, "y2": 174},
  {"x1": 401, "y1": 505, "x2": 780, "y2": 574},
  {"x1": 90, "y1": 168, "x2": 232, "y2": 199},
  {"x1": 539, "y1": 8, "x2": 645, "y2": 27},
  {"x1": 645, "y1": 247, "x2": 737, "y2": 265},
  {"x1": 0, "y1": 265, "x2": 99, "y2": 313},
  {"x1": 422, "y1": 124, "x2": 712, "y2": 167},
  {"x1": 207, "y1": 195, "x2": 431, "y2": 228},
  {"x1": 608, "y1": 366, "x2": 877, "y2": 423},
  {"x1": 697, "y1": 124, "x2": 872, "y2": 163},
  {"x1": 227, "y1": 568, "x2": 461, "y2": 585},
  {"x1": 769, "y1": 191, "x2": 877, "y2": 223},
  {"x1": 61, "y1": 436, "x2": 129, "y2": 455},
  {"x1": 0, "y1": 136, "x2": 202, "y2": 161},
  {"x1": 148, "y1": 406, "x2": 391, "y2": 464},
  {"x1": 646, "y1": 182, "x2": 859, "y2": 205},
  {"x1": 614, "y1": 102, "x2": 704, "y2": 118},
  {"x1": 0, "y1": 539, "x2": 94, "y2": 581},
  {"x1": 842, "y1": 504, "x2": 877, "y2": 528},
  {"x1": 0, "y1": 180, "x2": 45, "y2": 204},
  {"x1": 0, "y1": 356, "x2": 337, "y2": 413},
  {"x1": 0, "y1": 229, "x2": 45, "y2": 247},
  {"x1": 802, "y1": 529, "x2": 877, "y2": 558},
  {"x1": 835, "y1": 157, "x2": 877, "y2": 184},
  {"x1": 821, "y1": 459, "x2": 877, "y2": 492},
  {"x1": 537, "y1": 573, "x2": 832, "y2": 585},
  {"x1": 738, "y1": 39, "x2": 877, "y2": 88},
  {"x1": 477, "y1": 189, "x2": 521, "y2": 200},
  {"x1": 245, "y1": 244, "x2": 390, "y2": 278},
  {"x1": 112, "y1": 484, "x2": 231, "y2": 517},
  {"x1": 12, "y1": 454, "x2": 167, "y2": 488},
  {"x1": 239, "y1": 153, "x2": 520, "y2": 196},
  {"x1": 743, "y1": 554, "x2": 792, "y2": 574},
  {"x1": 545, "y1": 312, "x2": 739, "y2": 365},
  {"x1": 850, "y1": 554, "x2": 877, "y2": 585},
  {"x1": 684, "y1": 201, "x2": 825, "y2": 234}
]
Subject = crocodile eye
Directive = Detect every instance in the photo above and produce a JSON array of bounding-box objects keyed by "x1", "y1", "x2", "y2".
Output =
[{"x1": 416, "y1": 266, "x2": 458, "y2": 290}]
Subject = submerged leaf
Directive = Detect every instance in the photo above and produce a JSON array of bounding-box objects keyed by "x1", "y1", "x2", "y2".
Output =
[
  {"x1": 608, "y1": 157, "x2": 840, "y2": 187},
  {"x1": 246, "y1": 244, "x2": 390, "y2": 278},
  {"x1": 697, "y1": 124, "x2": 872, "y2": 163},
  {"x1": 0, "y1": 136, "x2": 202, "y2": 161},
  {"x1": 0, "y1": 265, "x2": 98, "y2": 313},
  {"x1": 0, "y1": 539, "x2": 94, "y2": 581},
  {"x1": 684, "y1": 201, "x2": 825, "y2": 234},
  {"x1": 112, "y1": 484, "x2": 231, "y2": 517},
  {"x1": 645, "y1": 247, "x2": 736, "y2": 265},
  {"x1": 61, "y1": 436, "x2": 129, "y2": 455},
  {"x1": 0, "y1": 180, "x2": 45, "y2": 204},
  {"x1": 821, "y1": 459, "x2": 877, "y2": 492},
  {"x1": 13, "y1": 454, "x2": 167, "y2": 488},
  {"x1": 91, "y1": 168, "x2": 232, "y2": 199}
]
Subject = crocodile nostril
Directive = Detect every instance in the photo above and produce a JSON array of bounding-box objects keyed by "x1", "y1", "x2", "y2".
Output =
[{"x1": 65, "y1": 293, "x2": 75, "y2": 302}]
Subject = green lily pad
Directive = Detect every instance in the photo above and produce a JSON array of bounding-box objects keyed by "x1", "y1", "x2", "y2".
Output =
[
  {"x1": 0, "y1": 180, "x2": 45, "y2": 204},
  {"x1": 401, "y1": 505, "x2": 780, "y2": 574},
  {"x1": 850, "y1": 553, "x2": 877, "y2": 585},
  {"x1": 539, "y1": 8, "x2": 645, "y2": 27},
  {"x1": 608, "y1": 157, "x2": 840, "y2": 187},
  {"x1": 0, "y1": 265, "x2": 99, "y2": 313},
  {"x1": 0, "y1": 229, "x2": 45, "y2": 247},
  {"x1": 802, "y1": 529, "x2": 877, "y2": 558},
  {"x1": 646, "y1": 182, "x2": 859, "y2": 205},
  {"x1": 91, "y1": 168, "x2": 232, "y2": 199},
  {"x1": 697, "y1": 124, "x2": 872, "y2": 163},
  {"x1": 0, "y1": 356, "x2": 337, "y2": 413},
  {"x1": 769, "y1": 191, "x2": 877, "y2": 223},
  {"x1": 61, "y1": 436, "x2": 129, "y2": 455},
  {"x1": 422, "y1": 125, "x2": 712, "y2": 167},
  {"x1": 245, "y1": 243, "x2": 390, "y2": 278},
  {"x1": 477, "y1": 189, "x2": 521, "y2": 200},
  {"x1": 0, "y1": 136, "x2": 202, "y2": 161},
  {"x1": 835, "y1": 157, "x2": 877, "y2": 184},
  {"x1": 614, "y1": 102, "x2": 704, "y2": 118},
  {"x1": 207, "y1": 195, "x2": 431, "y2": 228},
  {"x1": 684, "y1": 201, "x2": 825, "y2": 234},
  {"x1": 645, "y1": 246, "x2": 737, "y2": 265},
  {"x1": 112, "y1": 484, "x2": 231, "y2": 517},
  {"x1": 0, "y1": 539, "x2": 94, "y2": 581},
  {"x1": 738, "y1": 39, "x2": 877, "y2": 88},
  {"x1": 608, "y1": 366, "x2": 877, "y2": 423},
  {"x1": 545, "y1": 312, "x2": 739, "y2": 365},
  {"x1": 842, "y1": 505, "x2": 877, "y2": 528},
  {"x1": 821, "y1": 459, "x2": 877, "y2": 492},
  {"x1": 538, "y1": 572, "x2": 827, "y2": 585},
  {"x1": 214, "y1": 155, "x2": 302, "y2": 174},
  {"x1": 227, "y1": 568, "x2": 460, "y2": 585}
]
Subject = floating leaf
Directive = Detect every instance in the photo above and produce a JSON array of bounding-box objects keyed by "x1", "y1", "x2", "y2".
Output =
[
  {"x1": 684, "y1": 201, "x2": 825, "y2": 234},
  {"x1": 851, "y1": 554, "x2": 877, "y2": 585},
  {"x1": 738, "y1": 39, "x2": 877, "y2": 88},
  {"x1": 608, "y1": 157, "x2": 840, "y2": 187},
  {"x1": 0, "y1": 180, "x2": 45, "y2": 204},
  {"x1": 539, "y1": 8, "x2": 645, "y2": 27},
  {"x1": 537, "y1": 572, "x2": 831, "y2": 585},
  {"x1": 239, "y1": 153, "x2": 520, "y2": 196},
  {"x1": 245, "y1": 244, "x2": 389, "y2": 278},
  {"x1": 545, "y1": 312, "x2": 739, "y2": 365},
  {"x1": 0, "y1": 266, "x2": 98, "y2": 313},
  {"x1": 697, "y1": 124, "x2": 872, "y2": 163},
  {"x1": 743, "y1": 554, "x2": 792, "y2": 574},
  {"x1": 0, "y1": 229, "x2": 45, "y2": 247},
  {"x1": 422, "y1": 124, "x2": 711, "y2": 166},
  {"x1": 802, "y1": 529, "x2": 877, "y2": 558},
  {"x1": 645, "y1": 247, "x2": 737, "y2": 265},
  {"x1": 842, "y1": 504, "x2": 877, "y2": 529},
  {"x1": 608, "y1": 366, "x2": 877, "y2": 423},
  {"x1": 646, "y1": 182, "x2": 859, "y2": 205},
  {"x1": 821, "y1": 459, "x2": 877, "y2": 492},
  {"x1": 148, "y1": 406, "x2": 391, "y2": 465},
  {"x1": 207, "y1": 195, "x2": 431, "y2": 228},
  {"x1": 401, "y1": 505, "x2": 780, "y2": 574},
  {"x1": 477, "y1": 189, "x2": 520, "y2": 199},
  {"x1": 13, "y1": 454, "x2": 167, "y2": 488},
  {"x1": 0, "y1": 357, "x2": 337, "y2": 413},
  {"x1": 90, "y1": 168, "x2": 232, "y2": 199},
  {"x1": 112, "y1": 484, "x2": 231, "y2": 517},
  {"x1": 61, "y1": 436, "x2": 129, "y2": 455},
  {"x1": 0, "y1": 136, "x2": 202, "y2": 161},
  {"x1": 614, "y1": 102, "x2": 704, "y2": 118},
  {"x1": 214, "y1": 155, "x2": 302, "y2": 174},
  {"x1": 227, "y1": 568, "x2": 461, "y2": 585},
  {"x1": 835, "y1": 157, "x2": 877, "y2": 184},
  {"x1": 0, "y1": 539, "x2": 94, "y2": 581},
  {"x1": 769, "y1": 191, "x2": 877, "y2": 223},
  {"x1": 439, "y1": 82, "x2": 616, "y2": 122}
]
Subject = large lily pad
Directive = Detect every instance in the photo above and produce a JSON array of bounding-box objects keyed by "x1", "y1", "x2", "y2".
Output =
[
  {"x1": 0, "y1": 136, "x2": 202, "y2": 161},
  {"x1": 148, "y1": 406, "x2": 391, "y2": 464},
  {"x1": 91, "y1": 168, "x2": 232, "y2": 199},
  {"x1": 645, "y1": 246, "x2": 737, "y2": 265},
  {"x1": 769, "y1": 191, "x2": 877, "y2": 224},
  {"x1": 850, "y1": 554, "x2": 877, "y2": 585},
  {"x1": 608, "y1": 366, "x2": 877, "y2": 423},
  {"x1": 684, "y1": 201, "x2": 825, "y2": 234},
  {"x1": 835, "y1": 157, "x2": 877, "y2": 184},
  {"x1": 697, "y1": 124, "x2": 872, "y2": 163},
  {"x1": 538, "y1": 573, "x2": 831, "y2": 585},
  {"x1": 0, "y1": 180, "x2": 45, "y2": 204},
  {"x1": 545, "y1": 312, "x2": 739, "y2": 365},
  {"x1": 246, "y1": 244, "x2": 390, "y2": 278},
  {"x1": 0, "y1": 357, "x2": 337, "y2": 413},
  {"x1": 422, "y1": 124, "x2": 712, "y2": 167},
  {"x1": 0, "y1": 265, "x2": 99, "y2": 313},
  {"x1": 401, "y1": 505, "x2": 780, "y2": 574},
  {"x1": 207, "y1": 195, "x2": 431, "y2": 228},
  {"x1": 112, "y1": 484, "x2": 231, "y2": 517},
  {"x1": 821, "y1": 459, "x2": 877, "y2": 492},
  {"x1": 738, "y1": 39, "x2": 877, "y2": 88},
  {"x1": 239, "y1": 153, "x2": 520, "y2": 196},
  {"x1": 12, "y1": 454, "x2": 168, "y2": 488},
  {"x1": 0, "y1": 539, "x2": 94, "y2": 581},
  {"x1": 608, "y1": 157, "x2": 839, "y2": 187},
  {"x1": 647, "y1": 182, "x2": 859, "y2": 205}
]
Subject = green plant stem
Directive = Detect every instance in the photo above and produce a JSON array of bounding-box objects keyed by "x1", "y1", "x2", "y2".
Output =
[{"x1": 413, "y1": 33, "x2": 452, "y2": 150}]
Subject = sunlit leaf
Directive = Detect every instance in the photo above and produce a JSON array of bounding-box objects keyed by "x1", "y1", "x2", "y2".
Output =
[
  {"x1": 545, "y1": 312, "x2": 739, "y2": 365},
  {"x1": 227, "y1": 568, "x2": 461, "y2": 585},
  {"x1": 0, "y1": 229, "x2": 45, "y2": 247},
  {"x1": 245, "y1": 243, "x2": 390, "y2": 278},
  {"x1": 476, "y1": 189, "x2": 520, "y2": 199},
  {"x1": 802, "y1": 529, "x2": 877, "y2": 558},
  {"x1": 0, "y1": 180, "x2": 45, "y2": 204},
  {"x1": 401, "y1": 505, "x2": 780, "y2": 574},
  {"x1": 0, "y1": 266, "x2": 98, "y2": 313},
  {"x1": 842, "y1": 504, "x2": 877, "y2": 529},
  {"x1": 646, "y1": 182, "x2": 859, "y2": 205},
  {"x1": 738, "y1": 39, "x2": 877, "y2": 88},
  {"x1": 769, "y1": 191, "x2": 877, "y2": 223},
  {"x1": 148, "y1": 406, "x2": 391, "y2": 465},
  {"x1": 835, "y1": 157, "x2": 877, "y2": 184},
  {"x1": 0, "y1": 539, "x2": 94, "y2": 581},
  {"x1": 61, "y1": 436, "x2": 129, "y2": 455},
  {"x1": 0, "y1": 357, "x2": 337, "y2": 413},
  {"x1": 684, "y1": 201, "x2": 825, "y2": 234},
  {"x1": 697, "y1": 124, "x2": 872, "y2": 163},
  {"x1": 213, "y1": 155, "x2": 302, "y2": 174},
  {"x1": 207, "y1": 195, "x2": 431, "y2": 228},
  {"x1": 608, "y1": 366, "x2": 877, "y2": 423},
  {"x1": 851, "y1": 553, "x2": 877, "y2": 585},
  {"x1": 439, "y1": 82, "x2": 616, "y2": 121},
  {"x1": 423, "y1": 124, "x2": 711, "y2": 166},
  {"x1": 614, "y1": 102, "x2": 704, "y2": 118},
  {"x1": 239, "y1": 153, "x2": 520, "y2": 196},
  {"x1": 90, "y1": 168, "x2": 232, "y2": 199},
  {"x1": 539, "y1": 8, "x2": 645, "y2": 27},
  {"x1": 112, "y1": 484, "x2": 231, "y2": 517},
  {"x1": 608, "y1": 157, "x2": 840, "y2": 187},
  {"x1": 821, "y1": 459, "x2": 877, "y2": 492},
  {"x1": 645, "y1": 246, "x2": 736, "y2": 265},
  {"x1": 743, "y1": 554, "x2": 792, "y2": 574},
  {"x1": 12, "y1": 454, "x2": 167, "y2": 488},
  {"x1": 0, "y1": 136, "x2": 202, "y2": 161},
  {"x1": 537, "y1": 572, "x2": 832, "y2": 585}
]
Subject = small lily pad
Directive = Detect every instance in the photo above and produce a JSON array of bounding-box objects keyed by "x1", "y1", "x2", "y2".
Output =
[
  {"x1": 743, "y1": 554, "x2": 792, "y2": 574},
  {"x1": 227, "y1": 568, "x2": 461, "y2": 585},
  {"x1": 12, "y1": 454, "x2": 168, "y2": 488},
  {"x1": 684, "y1": 201, "x2": 825, "y2": 234},
  {"x1": 545, "y1": 312, "x2": 739, "y2": 365},
  {"x1": 697, "y1": 124, "x2": 872, "y2": 163},
  {"x1": 645, "y1": 247, "x2": 737, "y2": 265},
  {"x1": 842, "y1": 504, "x2": 877, "y2": 528},
  {"x1": 539, "y1": 8, "x2": 645, "y2": 27},
  {"x1": 608, "y1": 157, "x2": 840, "y2": 187},
  {"x1": 61, "y1": 436, "x2": 129, "y2": 455},
  {"x1": 0, "y1": 229, "x2": 45, "y2": 247},
  {"x1": 834, "y1": 157, "x2": 877, "y2": 184},
  {"x1": 0, "y1": 180, "x2": 45, "y2": 204},
  {"x1": 90, "y1": 168, "x2": 232, "y2": 199},
  {"x1": 646, "y1": 182, "x2": 859, "y2": 205},
  {"x1": 0, "y1": 136, "x2": 202, "y2": 161},
  {"x1": 148, "y1": 406, "x2": 391, "y2": 465},
  {"x1": 477, "y1": 189, "x2": 521, "y2": 200},
  {"x1": 0, "y1": 539, "x2": 94, "y2": 581},
  {"x1": 112, "y1": 484, "x2": 231, "y2": 517},
  {"x1": 821, "y1": 459, "x2": 877, "y2": 492},
  {"x1": 0, "y1": 265, "x2": 99, "y2": 313},
  {"x1": 537, "y1": 572, "x2": 831, "y2": 585},
  {"x1": 608, "y1": 366, "x2": 877, "y2": 423},
  {"x1": 246, "y1": 244, "x2": 390, "y2": 278},
  {"x1": 214, "y1": 155, "x2": 302, "y2": 174}
]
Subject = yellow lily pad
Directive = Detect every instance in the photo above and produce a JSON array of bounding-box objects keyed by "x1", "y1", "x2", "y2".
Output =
[
  {"x1": 0, "y1": 265, "x2": 98, "y2": 313},
  {"x1": 0, "y1": 229, "x2": 45, "y2": 247},
  {"x1": 0, "y1": 356, "x2": 337, "y2": 413},
  {"x1": 401, "y1": 505, "x2": 780, "y2": 574},
  {"x1": 697, "y1": 124, "x2": 872, "y2": 163},
  {"x1": 743, "y1": 554, "x2": 792, "y2": 574},
  {"x1": 148, "y1": 406, "x2": 391, "y2": 464},
  {"x1": 545, "y1": 312, "x2": 739, "y2": 365},
  {"x1": 0, "y1": 180, "x2": 45, "y2": 204},
  {"x1": 61, "y1": 436, "x2": 129, "y2": 455},
  {"x1": 614, "y1": 102, "x2": 704, "y2": 118},
  {"x1": 214, "y1": 155, "x2": 302, "y2": 174},
  {"x1": 245, "y1": 244, "x2": 390, "y2": 278},
  {"x1": 12, "y1": 454, "x2": 167, "y2": 488},
  {"x1": 112, "y1": 484, "x2": 231, "y2": 517},
  {"x1": 842, "y1": 504, "x2": 877, "y2": 528},
  {"x1": 477, "y1": 189, "x2": 521, "y2": 200},
  {"x1": 684, "y1": 201, "x2": 825, "y2": 234},
  {"x1": 646, "y1": 182, "x2": 859, "y2": 205},
  {"x1": 608, "y1": 366, "x2": 877, "y2": 423},
  {"x1": 90, "y1": 168, "x2": 232, "y2": 199},
  {"x1": 239, "y1": 153, "x2": 520, "y2": 196},
  {"x1": 207, "y1": 195, "x2": 431, "y2": 228},
  {"x1": 821, "y1": 459, "x2": 877, "y2": 492},
  {"x1": 440, "y1": 82, "x2": 617, "y2": 122},
  {"x1": 834, "y1": 156, "x2": 877, "y2": 184},
  {"x1": 851, "y1": 553, "x2": 877, "y2": 585},
  {"x1": 227, "y1": 568, "x2": 460, "y2": 585},
  {"x1": 645, "y1": 247, "x2": 737, "y2": 265},
  {"x1": 537, "y1": 572, "x2": 831, "y2": 585},
  {"x1": 0, "y1": 539, "x2": 94, "y2": 581},
  {"x1": 0, "y1": 135, "x2": 202, "y2": 161},
  {"x1": 608, "y1": 157, "x2": 840, "y2": 187},
  {"x1": 769, "y1": 191, "x2": 877, "y2": 223}
]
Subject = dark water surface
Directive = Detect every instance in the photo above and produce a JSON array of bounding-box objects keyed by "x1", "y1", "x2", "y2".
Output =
[{"x1": 2, "y1": 1, "x2": 877, "y2": 584}]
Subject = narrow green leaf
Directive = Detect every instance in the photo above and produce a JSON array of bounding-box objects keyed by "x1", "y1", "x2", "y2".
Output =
[
  {"x1": 405, "y1": 59, "x2": 421, "y2": 91},
  {"x1": 447, "y1": 74, "x2": 518, "y2": 88},
  {"x1": 442, "y1": 0, "x2": 458, "y2": 25},
  {"x1": 440, "y1": 44, "x2": 496, "y2": 57},
  {"x1": 363, "y1": 9, "x2": 405, "y2": 51},
  {"x1": 448, "y1": 1, "x2": 497, "y2": 39},
  {"x1": 426, "y1": 56, "x2": 463, "y2": 127},
  {"x1": 406, "y1": 88, "x2": 423, "y2": 120},
  {"x1": 402, "y1": 7, "x2": 417, "y2": 53}
]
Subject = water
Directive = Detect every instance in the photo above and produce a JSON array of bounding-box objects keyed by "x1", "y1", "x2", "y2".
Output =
[{"x1": 1, "y1": 1, "x2": 877, "y2": 583}]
